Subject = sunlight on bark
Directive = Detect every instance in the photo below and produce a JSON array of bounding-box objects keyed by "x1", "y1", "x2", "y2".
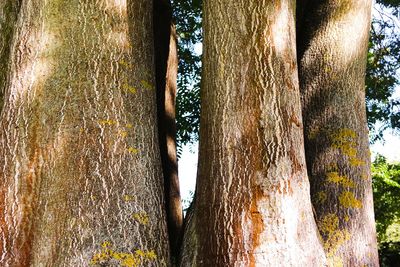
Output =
[
  {"x1": 339, "y1": 7, "x2": 371, "y2": 65},
  {"x1": 107, "y1": 31, "x2": 130, "y2": 48},
  {"x1": 105, "y1": 0, "x2": 127, "y2": 14},
  {"x1": 10, "y1": 30, "x2": 57, "y2": 102},
  {"x1": 272, "y1": 2, "x2": 291, "y2": 57}
]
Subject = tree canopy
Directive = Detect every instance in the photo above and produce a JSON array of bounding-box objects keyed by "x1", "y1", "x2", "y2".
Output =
[
  {"x1": 173, "y1": 0, "x2": 400, "y2": 147},
  {"x1": 367, "y1": 1, "x2": 400, "y2": 141},
  {"x1": 171, "y1": 0, "x2": 202, "y2": 151}
]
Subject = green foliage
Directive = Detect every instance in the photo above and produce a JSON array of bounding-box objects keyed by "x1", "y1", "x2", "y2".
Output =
[
  {"x1": 366, "y1": 3, "x2": 400, "y2": 142},
  {"x1": 372, "y1": 155, "x2": 400, "y2": 266},
  {"x1": 171, "y1": 0, "x2": 202, "y2": 153}
]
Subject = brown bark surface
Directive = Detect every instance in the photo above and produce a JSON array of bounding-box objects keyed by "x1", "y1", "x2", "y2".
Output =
[
  {"x1": 180, "y1": 1, "x2": 326, "y2": 266},
  {"x1": 297, "y1": 0, "x2": 379, "y2": 265},
  {"x1": 154, "y1": 0, "x2": 183, "y2": 262},
  {"x1": 0, "y1": 1, "x2": 169, "y2": 266}
]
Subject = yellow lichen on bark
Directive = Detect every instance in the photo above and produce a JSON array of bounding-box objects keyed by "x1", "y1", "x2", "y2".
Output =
[
  {"x1": 331, "y1": 128, "x2": 365, "y2": 166},
  {"x1": 326, "y1": 172, "x2": 355, "y2": 187},
  {"x1": 316, "y1": 191, "x2": 328, "y2": 204},
  {"x1": 339, "y1": 191, "x2": 362, "y2": 209},
  {"x1": 122, "y1": 83, "x2": 137, "y2": 94},
  {"x1": 90, "y1": 242, "x2": 157, "y2": 267},
  {"x1": 98, "y1": 119, "x2": 118, "y2": 126},
  {"x1": 327, "y1": 256, "x2": 344, "y2": 267},
  {"x1": 318, "y1": 214, "x2": 351, "y2": 257},
  {"x1": 123, "y1": 195, "x2": 135, "y2": 202},
  {"x1": 118, "y1": 130, "x2": 128, "y2": 138},
  {"x1": 132, "y1": 212, "x2": 149, "y2": 225},
  {"x1": 140, "y1": 80, "x2": 154, "y2": 90},
  {"x1": 127, "y1": 147, "x2": 139, "y2": 154}
]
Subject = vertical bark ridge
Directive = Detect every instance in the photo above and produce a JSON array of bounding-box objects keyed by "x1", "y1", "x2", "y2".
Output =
[
  {"x1": 0, "y1": 0, "x2": 169, "y2": 265},
  {"x1": 297, "y1": 0, "x2": 379, "y2": 266},
  {"x1": 0, "y1": 0, "x2": 14, "y2": 251},
  {"x1": 0, "y1": 0, "x2": 22, "y2": 113},
  {"x1": 153, "y1": 0, "x2": 183, "y2": 263},
  {"x1": 180, "y1": 1, "x2": 326, "y2": 266}
]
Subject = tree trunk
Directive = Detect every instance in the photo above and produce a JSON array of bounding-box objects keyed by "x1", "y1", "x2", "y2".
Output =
[
  {"x1": 154, "y1": 0, "x2": 183, "y2": 263},
  {"x1": 297, "y1": 0, "x2": 379, "y2": 265},
  {"x1": 0, "y1": 1, "x2": 169, "y2": 266},
  {"x1": 180, "y1": 1, "x2": 326, "y2": 266},
  {"x1": 0, "y1": 0, "x2": 22, "y2": 112}
]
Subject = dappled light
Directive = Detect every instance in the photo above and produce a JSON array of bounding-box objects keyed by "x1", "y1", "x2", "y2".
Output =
[
  {"x1": 11, "y1": 29, "x2": 57, "y2": 101},
  {"x1": 0, "y1": 0, "x2": 398, "y2": 266}
]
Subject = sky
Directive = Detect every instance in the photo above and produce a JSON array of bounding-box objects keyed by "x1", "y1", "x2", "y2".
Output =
[
  {"x1": 178, "y1": 143, "x2": 198, "y2": 206},
  {"x1": 179, "y1": 130, "x2": 400, "y2": 206},
  {"x1": 371, "y1": 131, "x2": 400, "y2": 162}
]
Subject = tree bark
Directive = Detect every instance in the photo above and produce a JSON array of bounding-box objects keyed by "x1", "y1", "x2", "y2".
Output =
[
  {"x1": 180, "y1": 1, "x2": 326, "y2": 266},
  {"x1": 0, "y1": 0, "x2": 22, "y2": 112},
  {"x1": 297, "y1": 0, "x2": 379, "y2": 265},
  {"x1": 154, "y1": 0, "x2": 183, "y2": 263},
  {"x1": 0, "y1": 1, "x2": 169, "y2": 266}
]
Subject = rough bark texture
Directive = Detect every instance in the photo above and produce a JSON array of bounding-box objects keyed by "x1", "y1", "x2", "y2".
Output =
[
  {"x1": 154, "y1": 0, "x2": 183, "y2": 262},
  {"x1": 0, "y1": 0, "x2": 22, "y2": 112},
  {"x1": 297, "y1": 0, "x2": 379, "y2": 266},
  {"x1": 0, "y1": 1, "x2": 169, "y2": 266},
  {"x1": 180, "y1": 1, "x2": 326, "y2": 266}
]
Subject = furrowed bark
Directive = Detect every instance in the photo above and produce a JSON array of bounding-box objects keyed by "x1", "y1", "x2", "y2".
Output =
[
  {"x1": 0, "y1": 1, "x2": 169, "y2": 266},
  {"x1": 154, "y1": 0, "x2": 183, "y2": 263},
  {"x1": 180, "y1": 1, "x2": 326, "y2": 266},
  {"x1": 0, "y1": 0, "x2": 22, "y2": 113},
  {"x1": 297, "y1": 0, "x2": 379, "y2": 265}
]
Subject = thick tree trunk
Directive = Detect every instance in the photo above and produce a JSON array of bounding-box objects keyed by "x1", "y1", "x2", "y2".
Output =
[
  {"x1": 297, "y1": 0, "x2": 379, "y2": 266},
  {"x1": 180, "y1": 1, "x2": 326, "y2": 266},
  {"x1": 154, "y1": 0, "x2": 183, "y2": 262},
  {"x1": 0, "y1": 0, "x2": 22, "y2": 112},
  {"x1": 0, "y1": 1, "x2": 169, "y2": 266}
]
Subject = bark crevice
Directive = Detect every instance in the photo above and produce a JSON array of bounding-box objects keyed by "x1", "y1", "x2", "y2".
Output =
[{"x1": 153, "y1": 0, "x2": 183, "y2": 263}]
